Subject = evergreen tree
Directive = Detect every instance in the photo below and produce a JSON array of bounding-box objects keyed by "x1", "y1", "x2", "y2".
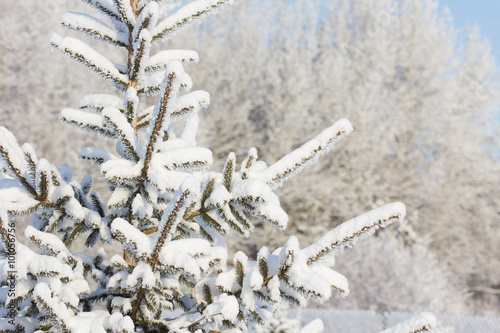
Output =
[{"x1": 0, "y1": 1, "x2": 435, "y2": 332}]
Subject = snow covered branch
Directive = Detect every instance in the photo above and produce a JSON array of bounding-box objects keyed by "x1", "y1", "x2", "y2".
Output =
[
  {"x1": 61, "y1": 11, "x2": 128, "y2": 47},
  {"x1": 304, "y1": 202, "x2": 406, "y2": 264},
  {"x1": 252, "y1": 118, "x2": 353, "y2": 189}
]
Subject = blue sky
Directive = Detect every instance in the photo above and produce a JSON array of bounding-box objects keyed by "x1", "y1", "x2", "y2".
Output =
[
  {"x1": 439, "y1": 1, "x2": 500, "y2": 61},
  {"x1": 439, "y1": 1, "x2": 500, "y2": 156}
]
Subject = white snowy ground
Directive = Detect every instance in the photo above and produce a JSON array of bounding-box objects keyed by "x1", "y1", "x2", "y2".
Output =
[{"x1": 296, "y1": 309, "x2": 500, "y2": 332}]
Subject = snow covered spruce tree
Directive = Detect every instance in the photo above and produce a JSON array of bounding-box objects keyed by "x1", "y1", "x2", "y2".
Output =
[{"x1": 0, "y1": 1, "x2": 435, "y2": 332}]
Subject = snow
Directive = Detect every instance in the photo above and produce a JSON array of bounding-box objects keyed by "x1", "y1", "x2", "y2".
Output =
[
  {"x1": 136, "y1": 105, "x2": 155, "y2": 126},
  {"x1": 247, "y1": 261, "x2": 264, "y2": 290},
  {"x1": 139, "y1": 70, "x2": 165, "y2": 94},
  {"x1": 174, "y1": 91, "x2": 210, "y2": 120},
  {"x1": 61, "y1": 280, "x2": 90, "y2": 307},
  {"x1": 209, "y1": 188, "x2": 234, "y2": 213},
  {"x1": 33, "y1": 282, "x2": 73, "y2": 324},
  {"x1": 101, "y1": 312, "x2": 134, "y2": 333},
  {"x1": 162, "y1": 238, "x2": 212, "y2": 257},
  {"x1": 150, "y1": 146, "x2": 213, "y2": 171},
  {"x1": 61, "y1": 11, "x2": 127, "y2": 46},
  {"x1": 131, "y1": 193, "x2": 149, "y2": 219},
  {"x1": 251, "y1": 119, "x2": 353, "y2": 189},
  {"x1": 279, "y1": 236, "x2": 299, "y2": 267},
  {"x1": 25, "y1": 226, "x2": 71, "y2": 259},
  {"x1": 34, "y1": 158, "x2": 51, "y2": 195},
  {"x1": 303, "y1": 202, "x2": 406, "y2": 264},
  {"x1": 286, "y1": 264, "x2": 333, "y2": 302},
  {"x1": 110, "y1": 218, "x2": 153, "y2": 257},
  {"x1": 101, "y1": 159, "x2": 143, "y2": 181},
  {"x1": 62, "y1": 196, "x2": 87, "y2": 222},
  {"x1": 147, "y1": 50, "x2": 200, "y2": 72},
  {"x1": 60, "y1": 108, "x2": 110, "y2": 136},
  {"x1": 240, "y1": 266, "x2": 260, "y2": 311},
  {"x1": 121, "y1": 0, "x2": 137, "y2": 25},
  {"x1": 230, "y1": 178, "x2": 278, "y2": 204},
  {"x1": 151, "y1": 0, "x2": 183, "y2": 17},
  {"x1": 0, "y1": 183, "x2": 39, "y2": 214},
  {"x1": 294, "y1": 309, "x2": 500, "y2": 333},
  {"x1": 158, "y1": 248, "x2": 201, "y2": 278},
  {"x1": 107, "y1": 270, "x2": 129, "y2": 291},
  {"x1": 180, "y1": 113, "x2": 200, "y2": 146},
  {"x1": 130, "y1": 29, "x2": 152, "y2": 80},
  {"x1": 79, "y1": 93, "x2": 123, "y2": 110},
  {"x1": 145, "y1": 60, "x2": 191, "y2": 148},
  {"x1": 309, "y1": 265, "x2": 349, "y2": 297},
  {"x1": 12, "y1": 243, "x2": 64, "y2": 280},
  {"x1": 79, "y1": 147, "x2": 116, "y2": 164},
  {"x1": 247, "y1": 201, "x2": 288, "y2": 230},
  {"x1": 57, "y1": 163, "x2": 73, "y2": 182},
  {"x1": 215, "y1": 269, "x2": 239, "y2": 294},
  {"x1": 110, "y1": 254, "x2": 128, "y2": 269},
  {"x1": 148, "y1": 169, "x2": 192, "y2": 193},
  {"x1": 80, "y1": 174, "x2": 94, "y2": 195},
  {"x1": 22, "y1": 142, "x2": 38, "y2": 170},
  {"x1": 132, "y1": 2, "x2": 159, "y2": 43},
  {"x1": 158, "y1": 238, "x2": 214, "y2": 275},
  {"x1": 0, "y1": 126, "x2": 28, "y2": 178},
  {"x1": 106, "y1": 187, "x2": 131, "y2": 210},
  {"x1": 299, "y1": 318, "x2": 324, "y2": 333},
  {"x1": 63, "y1": 310, "x2": 135, "y2": 333},
  {"x1": 127, "y1": 262, "x2": 157, "y2": 288},
  {"x1": 125, "y1": 87, "x2": 139, "y2": 116},
  {"x1": 50, "y1": 33, "x2": 128, "y2": 88},
  {"x1": 101, "y1": 106, "x2": 142, "y2": 156},
  {"x1": 380, "y1": 312, "x2": 437, "y2": 333},
  {"x1": 204, "y1": 293, "x2": 239, "y2": 323},
  {"x1": 279, "y1": 283, "x2": 307, "y2": 307},
  {"x1": 240, "y1": 147, "x2": 259, "y2": 175},
  {"x1": 216, "y1": 203, "x2": 249, "y2": 236},
  {"x1": 267, "y1": 276, "x2": 281, "y2": 303}
]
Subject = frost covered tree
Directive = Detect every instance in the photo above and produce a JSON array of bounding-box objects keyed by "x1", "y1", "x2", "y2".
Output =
[
  {"x1": 0, "y1": 1, "x2": 437, "y2": 332},
  {"x1": 3, "y1": 1, "x2": 498, "y2": 315},
  {"x1": 171, "y1": 0, "x2": 500, "y2": 314}
]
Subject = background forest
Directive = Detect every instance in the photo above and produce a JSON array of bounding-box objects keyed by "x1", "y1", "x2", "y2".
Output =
[{"x1": 1, "y1": 0, "x2": 499, "y2": 318}]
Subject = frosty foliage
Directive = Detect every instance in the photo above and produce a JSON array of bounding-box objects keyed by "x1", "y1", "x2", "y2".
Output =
[
  {"x1": 3, "y1": 0, "x2": 499, "y2": 317},
  {"x1": 171, "y1": 0, "x2": 500, "y2": 314},
  {"x1": 0, "y1": 0, "x2": 435, "y2": 332}
]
